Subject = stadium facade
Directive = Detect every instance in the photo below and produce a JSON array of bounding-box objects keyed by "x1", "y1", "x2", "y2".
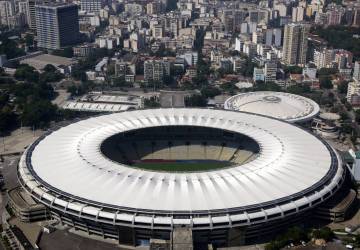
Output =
[
  {"x1": 224, "y1": 91, "x2": 320, "y2": 123},
  {"x1": 18, "y1": 108, "x2": 344, "y2": 247}
]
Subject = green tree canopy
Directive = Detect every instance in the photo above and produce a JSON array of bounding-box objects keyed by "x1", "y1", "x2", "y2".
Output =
[
  {"x1": 185, "y1": 94, "x2": 207, "y2": 107},
  {"x1": 20, "y1": 100, "x2": 57, "y2": 128},
  {"x1": 200, "y1": 86, "x2": 221, "y2": 98},
  {"x1": 14, "y1": 64, "x2": 39, "y2": 82}
]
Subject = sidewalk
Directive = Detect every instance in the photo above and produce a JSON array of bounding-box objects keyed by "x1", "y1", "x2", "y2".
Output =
[{"x1": 0, "y1": 127, "x2": 45, "y2": 156}]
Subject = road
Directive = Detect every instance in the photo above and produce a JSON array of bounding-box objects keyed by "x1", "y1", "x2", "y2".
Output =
[
  {"x1": 0, "y1": 127, "x2": 44, "y2": 156},
  {"x1": 0, "y1": 155, "x2": 20, "y2": 223},
  {"x1": 52, "y1": 89, "x2": 71, "y2": 107}
]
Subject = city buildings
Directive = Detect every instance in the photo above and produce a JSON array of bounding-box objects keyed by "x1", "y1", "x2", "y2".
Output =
[
  {"x1": 347, "y1": 81, "x2": 360, "y2": 103},
  {"x1": 292, "y1": 6, "x2": 304, "y2": 22},
  {"x1": 0, "y1": 1, "x2": 15, "y2": 27},
  {"x1": 264, "y1": 62, "x2": 277, "y2": 83},
  {"x1": 26, "y1": 0, "x2": 38, "y2": 30},
  {"x1": 115, "y1": 60, "x2": 136, "y2": 83},
  {"x1": 253, "y1": 67, "x2": 265, "y2": 82},
  {"x1": 144, "y1": 59, "x2": 170, "y2": 83},
  {"x1": 314, "y1": 48, "x2": 335, "y2": 69},
  {"x1": 282, "y1": 23, "x2": 309, "y2": 66},
  {"x1": 80, "y1": 0, "x2": 103, "y2": 13},
  {"x1": 354, "y1": 61, "x2": 360, "y2": 82},
  {"x1": 36, "y1": 3, "x2": 79, "y2": 50}
]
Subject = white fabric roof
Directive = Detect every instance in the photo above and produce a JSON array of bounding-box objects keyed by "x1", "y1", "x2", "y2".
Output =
[
  {"x1": 224, "y1": 91, "x2": 320, "y2": 123},
  {"x1": 62, "y1": 101, "x2": 134, "y2": 112},
  {"x1": 25, "y1": 108, "x2": 339, "y2": 213}
]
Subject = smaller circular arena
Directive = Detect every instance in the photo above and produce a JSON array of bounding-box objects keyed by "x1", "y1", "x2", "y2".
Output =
[
  {"x1": 224, "y1": 91, "x2": 320, "y2": 123},
  {"x1": 18, "y1": 108, "x2": 344, "y2": 247}
]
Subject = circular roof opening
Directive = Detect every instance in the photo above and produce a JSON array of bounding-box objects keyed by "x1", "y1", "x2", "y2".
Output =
[
  {"x1": 100, "y1": 125, "x2": 260, "y2": 172},
  {"x1": 262, "y1": 95, "x2": 281, "y2": 103}
]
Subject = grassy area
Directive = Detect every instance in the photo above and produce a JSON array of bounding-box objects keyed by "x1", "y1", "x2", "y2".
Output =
[{"x1": 132, "y1": 162, "x2": 232, "y2": 172}]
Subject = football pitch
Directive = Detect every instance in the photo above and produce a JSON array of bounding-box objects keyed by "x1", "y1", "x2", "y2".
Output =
[{"x1": 132, "y1": 161, "x2": 232, "y2": 172}]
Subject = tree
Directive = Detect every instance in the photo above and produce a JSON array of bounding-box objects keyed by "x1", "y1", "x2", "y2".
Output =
[
  {"x1": 286, "y1": 84, "x2": 311, "y2": 94},
  {"x1": 312, "y1": 26, "x2": 360, "y2": 60},
  {"x1": 355, "y1": 109, "x2": 360, "y2": 123},
  {"x1": 264, "y1": 227, "x2": 309, "y2": 250},
  {"x1": 318, "y1": 68, "x2": 338, "y2": 76},
  {"x1": 0, "y1": 38, "x2": 25, "y2": 59},
  {"x1": 0, "y1": 107, "x2": 16, "y2": 133},
  {"x1": 14, "y1": 64, "x2": 39, "y2": 82},
  {"x1": 20, "y1": 100, "x2": 58, "y2": 128},
  {"x1": 113, "y1": 77, "x2": 132, "y2": 87},
  {"x1": 200, "y1": 86, "x2": 221, "y2": 98},
  {"x1": 192, "y1": 75, "x2": 208, "y2": 87},
  {"x1": 43, "y1": 64, "x2": 57, "y2": 73},
  {"x1": 220, "y1": 82, "x2": 239, "y2": 94},
  {"x1": 338, "y1": 81, "x2": 349, "y2": 94},
  {"x1": 144, "y1": 96, "x2": 160, "y2": 107},
  {"x1": 254, "y1": 82, "x2": 282, "y2": 91},
  {"x1": 339, "y1": 111, "x2": 349, "y2": 121},
  {"x1": 286, "y1": 227, "x2": 308, "y2": 243},
  {"x1": 39, "y1": 71, "x2": 64, "y2": 84},
  {"x1": 39, "y1": 65, "x2": 64, "y2": 83},
  {"x1": 284, "y1": 65, "x2": 303, "y2": 74},
  {"x1": 66, "y1": 82, "x2": 93, "y2": 97},
  {"x1": 181, "y1": 81, "x2": 196, "y2": 90},
  {"x1": 52, "y1": 47, "x2": 74, "y2": 58},
  {"x1": 185, "y1": 94, "x2": 207, "y2": 107},
  {"x1": 320, "y1": 77, "x2": 333, "y2": 89},
  {"x1": 240, "y1": 57, "x2": 257, "y2": 77},
  {"x1": 24, "y1": 34, "x2": 34, "y2": 47},
  {"x1": 312, "y1": 227, "x2": 333, "y2": 241}
]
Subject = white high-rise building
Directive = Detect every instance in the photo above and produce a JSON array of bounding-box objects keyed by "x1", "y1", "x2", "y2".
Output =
[
  {"x1": 274, "y1": 3, "x2": 287, "y2": 17},
  {"x1": 282, "y1": 23, "x2": 309, "y2": 66},
  {"x1": 264, "y1": 28, "x2": 282, "y2": 46},
  {"x1": 0, "y1": 1, "x2": 15, "y2": 26},
  {"x1": 292, "y1": 6, "x2": 304, "y2": 22},
  {"x1": 353, "y1": 61, "x2": 360, "y2": 82},
  {"x1": 347, "y1": 81, "x2": 360, "y2": 102},
  {"x1": 313, "y1": 48, "x2": 334, "y2": 69},
  {"x1": 264, "y1": 62, "x2": 277, "y2": 83},
  {"x1": 18, "y1": 1, "x2": 29, "y2": 25}
]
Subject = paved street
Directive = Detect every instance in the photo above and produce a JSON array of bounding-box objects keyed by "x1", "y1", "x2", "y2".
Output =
[
  {"x1": 1, "y1": 156, "x2": 20, "y2": 190},
  {"x1": 52, "y1": 89, "x2": 71, "y2": 107},
  {"x1": 0, "y1": 155, "x2": 20, "y2": 223},
  {"x1": 0, "y1": 127, "x2": 45, "y2": 156}
]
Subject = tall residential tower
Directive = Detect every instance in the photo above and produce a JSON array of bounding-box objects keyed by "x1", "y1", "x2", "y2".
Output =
[
  {"x1": 36, "y1": 3, "x2": 79, "y2": 50},
  {"x1": 282, "y1": 23, "x2": 309, "y2": 66}
]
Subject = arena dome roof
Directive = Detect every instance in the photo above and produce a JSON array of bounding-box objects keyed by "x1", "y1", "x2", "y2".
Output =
[
  {"x1": 224, "y1": 91, "x2": 320, "y2": 123},
  {"x1": 19, "y1": 108, "x2": 343, "y2": 228}
]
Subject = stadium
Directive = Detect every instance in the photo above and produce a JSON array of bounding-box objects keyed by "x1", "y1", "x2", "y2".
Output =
[
  {"x1": 224, "y1": 91, "x2": 320, "y2": 123},
  {"x1": 18, "y1": 108, "x2": 344, "y2": 247}
]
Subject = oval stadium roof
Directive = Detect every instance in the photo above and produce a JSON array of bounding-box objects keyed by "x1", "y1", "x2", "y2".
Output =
[
  {"x1": 19, "y1": 108, "x2": 343, "y2": 225},
  {"x1": 224, "y1": 91, "x2": 320, "y2": 123}
]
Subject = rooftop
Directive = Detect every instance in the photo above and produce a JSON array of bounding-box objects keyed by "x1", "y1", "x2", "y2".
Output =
[
  {"x1": 224, "y1": 91, "x2": 320, "y2": 123},
  {"x1": 20, "y1": 108, "x2": 342, "y2": 214}
]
